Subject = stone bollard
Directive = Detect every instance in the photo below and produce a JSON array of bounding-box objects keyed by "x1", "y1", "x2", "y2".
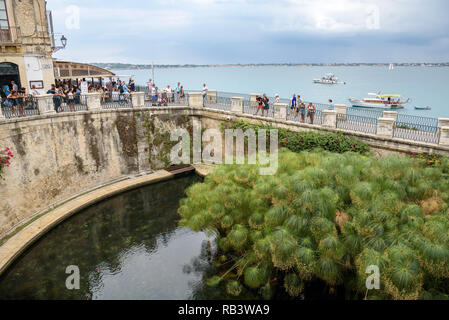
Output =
[
  {"x1": 383, "y1": 111, "x2": 398, "y2": 121},
  {"x1": 85, "y1": 92, "x2": 102, "y2": 111},
  {"x1": 334, "y1": 104, "x2": 347, "y2": 121},
  {"x1": 377, "y1": 117, "x2": 395, "y2": 137},
  {"x1": 207, "y1": 90, "x2": 217, "y2": 104},
  {"x1": 36, "y1": 94, "x2": 56, "y2": 115},
  {"x1": 250, "y1": 94, "x2": 259, "y2": 108},
  {"x1": 188, "y1": 92, "x2": 204, "y2": 108},
  {"x1": 322, "y1": 110, "x2": 337, "y2": 128},
  {"x1": 231, "y1": 97, "x2": 244, "y2": 113},
  {"x1": 273, "y1": 103, "x2": 288, "y2": 120},
  {"x1": 438, "y1": 118, "x2": 449, "y2": 132},
  {"x1": 439, "y1": 127, "x2": 449, "y2": 146},
  {"x1": 131, "y1": 92, "x2": 145, "y2": 108}
]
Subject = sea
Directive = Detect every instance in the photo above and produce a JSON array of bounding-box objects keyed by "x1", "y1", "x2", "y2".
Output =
[{"x1": 111, "y1": 66, "x2": 449, "y2": 118}]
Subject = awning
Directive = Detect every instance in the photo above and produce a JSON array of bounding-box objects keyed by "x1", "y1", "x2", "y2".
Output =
[
  {"x1": 379, "y1": 94, "x2": 401, "y2": 97},
  {"x1": 53, "y1": 60, "x2": 116, "y2": 79}
]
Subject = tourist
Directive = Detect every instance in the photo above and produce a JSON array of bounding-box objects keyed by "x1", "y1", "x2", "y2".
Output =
[
  {"x1": 290, "y1": 94, "x2": 297, "y2": 115},
  {"x1": 67, "y1": 88, "x2": 75, "y2": 112},
  {"x1": 202, "y1": 83, "x2": 208, "y2": 104},
  {"x1": 263, "y1": 94, "x2": 270, "y2": 117},
  {"x1": 166, "y1": 85, "x2": 173, "y2": 103},
  {"x1": 129, "y1": 79, "x2": 136, "y2": 92},
  {"x1": 6, "y1": 90, "x2": 18, "y2": 115},
  {"x1": 180, "y1": 86, "x2": 185, "y2": 102},
  {"x1": 299, "y1": 98, "x2": 306, "y2": 123},
  {"x1": 328, "y1": 99, "x2": 334, "y2": 110},
  {"x1": 54, "y1": 87, "x2": 66, "y2": 112},
  {"x1": 175, "y1": 82, "x2": 181, "y2": 102},
  {"x1": 307, "y1": 102, "x2": 316, "y2": 124},
  {"x1": 30, "y1": 85, "x2": 39, "y2": 97},
  {"x1": 112, "y1": 88, "x2": 120, "y2": 102},
  {"x1": 274, "y1": 94, "x2": 280, "y2": 104},
  {"x1": 254, "y1": 95, "x2": 264, "y2": 116},
  {"x1": 11, "y1": 81, "x2": 18, "y2": 92},
  {"x1": 151, "y1": 85, "x2": 157, "y2": 106}
]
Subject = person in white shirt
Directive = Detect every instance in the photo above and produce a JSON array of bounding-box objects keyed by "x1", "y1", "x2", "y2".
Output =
[{"x1": 202, "y1": 83, "x2": 208, "y2": 104}]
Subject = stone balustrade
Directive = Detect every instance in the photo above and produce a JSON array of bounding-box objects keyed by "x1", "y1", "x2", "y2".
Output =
[
  {"x1": 231, "y1": 97, "x2": 244, "y2": 113},
  {"x1": 250, "y1": 94, "x2": 259, "y2": 107},
  {"x1": 383, "y1": 111, "x2": 398, "y2": 121},
  {"x1": 207, "y1": 90, "x2": 217, "y2": 104},
  {"x1": 188, "y1": 92, "x2": 204, "y2": 108},
  {"x1": 377, "y1": 117, "x2": 395, "y2": 138},
  {"x1": 334, "y1": 104, "x2": 347, "y2": 120},
  {"x1": 273, "y1": 103, "x2": 287, "y2": 120},
  {"x1": 85, "y1": 92, "x2": 102, "y2": 111},
  {"x1": 36, "y1": 94, "x2": 56, "y2": 115},
  {"x1": 131, "y1": 92, "x2": 145, "y2": 108},
  {"x1": 322, "y1": 110, "x2": 337, "y2": 128},
  {"x1": 440, "y1": 127, "x2": 449, "y2": 146}
]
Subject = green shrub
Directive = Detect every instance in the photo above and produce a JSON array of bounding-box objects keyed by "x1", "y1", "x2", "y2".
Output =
[
  {"x1": 179, "y1": 150, "x2": 449, "y2": 300},
  {"x1": 222, "y1": 121, "x2": 371, "y2": 154}
]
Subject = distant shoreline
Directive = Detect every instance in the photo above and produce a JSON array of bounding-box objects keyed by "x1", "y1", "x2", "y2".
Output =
[{"x1": 96, "y1": 63, "x2": 449, "y2": 71}]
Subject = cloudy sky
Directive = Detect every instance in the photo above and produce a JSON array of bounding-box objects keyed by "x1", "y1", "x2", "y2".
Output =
[{"x1": 47, "y1": 0, "x2": 449, "y2": 64}]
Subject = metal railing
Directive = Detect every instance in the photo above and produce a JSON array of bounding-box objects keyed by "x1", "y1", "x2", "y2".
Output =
[
  {"x1": 101, "y1": 93, "x2": 132, "y2": 109},
  {"x1": 287, "y1": 109, "x2": 322, "y2": 125},
  {"x1": 336, "y1": 113, "x2": 378, "y2": 135},
  {"x1": 396, "y1": 114, "x2": 439, "y2": 132},
  {"x1": 393, "y1": 123, "x2": 440, "y2": 144},
  {"x1": 0, "y1": 96, "x2": 39, "y2": 119}
]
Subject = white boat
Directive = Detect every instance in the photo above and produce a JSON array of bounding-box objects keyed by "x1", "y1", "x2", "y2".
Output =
[
  {"x1": 349, "y1": 93, "x2": 410, "y2": 109},
  {"x1": 415, "y1": 106, "x2": 431, "y2": 110},
  {"x1": 313, "y1": 73, "x2": 345, "y2": 85}
]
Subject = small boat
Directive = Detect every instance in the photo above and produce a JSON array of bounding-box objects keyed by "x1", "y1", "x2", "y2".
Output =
[
  {"x1": 415, "y1": 106, "x2": 431, "y2": 110},
  {"x1": 313, "y1": 73, "x2": 345, "y2": 85},
  {"x1": 349, "y1": 93, "x2": 410, "y2": 109}
]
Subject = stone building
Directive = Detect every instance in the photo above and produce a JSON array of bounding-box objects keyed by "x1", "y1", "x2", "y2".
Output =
[{"x1": 0, "y1": 0, "x2": 55, "y2": 93}]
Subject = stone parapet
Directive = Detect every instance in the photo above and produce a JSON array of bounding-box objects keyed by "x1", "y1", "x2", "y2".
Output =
[
  {"x1": 322, "y1": 110, "x2": 337, "y2": 128},
  {"x1": 250, "y1": 94, "x2": 259, "y2": 108},
  {"x1": 273, "y1": 103, "x2": 287, "y2": 120},
  {"x1": 440, "y1": 127, "x2": 449, "y2": 146},
  {"x1": 231, "y1": 97, "x2": 244, "y2": 113},
  {"x1": 383, "y1": 111, "x2": 398, "y2": 121},
  {"x1": 188, "y1": 92, "x2": 204, "y2": 108},
  {"x1": 131, "y1": 92, "x2": 145, "y2": 108},
  {"x1": 377, "y1": 117, "x2": 395, "y2": 137},
  {"x1": 36, "y1": 94, "x2": 56, "y2": 115},
  {"x1": 85, "y1": 92, "x2": 102, "y2": 111},
  {"x1": 207, "y1": 90, "x2": 217, "y2": 104},
  {"x1": 334, "y1": 104, "x2": 347, "y2": 120}
]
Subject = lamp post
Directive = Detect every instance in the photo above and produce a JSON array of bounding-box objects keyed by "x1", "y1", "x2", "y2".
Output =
[{"x1": 53, "y1": 35, "x2": 67, "y2": 53}]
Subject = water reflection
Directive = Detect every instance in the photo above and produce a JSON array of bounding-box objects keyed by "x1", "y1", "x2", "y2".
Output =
[{"x1": 0, "y1": 175, "x2": 225, "y2": 300}]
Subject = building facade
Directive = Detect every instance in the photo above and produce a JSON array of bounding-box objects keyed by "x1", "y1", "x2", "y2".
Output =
[{"x1": 0, "y1": 0, "x2": 55, "y2": 93}]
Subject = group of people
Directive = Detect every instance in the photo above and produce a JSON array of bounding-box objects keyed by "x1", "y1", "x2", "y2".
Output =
[
  {"x1": 289, "y1": 94, "x2": 319, "y2": 124},
  {"x1": 0, "y1": 81, "x2": 40, "y2": 117},
  {"x1": 147, "y1": 79, "x2": 186, "y2": 106}
]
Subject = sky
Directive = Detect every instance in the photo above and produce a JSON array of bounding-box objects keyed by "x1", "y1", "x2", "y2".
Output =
[{"x1": 46, "y1": 0, "x2": 449, "y2": 64}]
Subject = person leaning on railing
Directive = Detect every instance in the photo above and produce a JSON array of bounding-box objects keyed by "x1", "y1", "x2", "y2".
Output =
[{"x1": 307, "y1": 102, "x2": 316, "y2": 124}]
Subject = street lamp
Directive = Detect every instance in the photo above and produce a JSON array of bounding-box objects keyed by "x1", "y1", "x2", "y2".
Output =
[{"x1": 53, "y1": 35, "x2": 68, "y2": 53}]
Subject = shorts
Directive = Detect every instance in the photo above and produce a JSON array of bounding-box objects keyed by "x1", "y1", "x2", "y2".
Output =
[
  {"x1": 258, "y1": 105, "x2": 264, "y2": 109},
  {"x1": 300, "y1": 109, "x2": 306, "y2": 115},
  {"x1": 152, "y1": 95, "x2": 157, "y2": 100}
]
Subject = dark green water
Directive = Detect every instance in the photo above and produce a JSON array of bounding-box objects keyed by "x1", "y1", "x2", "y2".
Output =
[{"x1": 0, "y1": 175, "x2": 254, "y2": 300}]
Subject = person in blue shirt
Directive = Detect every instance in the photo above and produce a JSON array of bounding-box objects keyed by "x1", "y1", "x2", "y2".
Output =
[
  {"x1": 2, "y1": 84, "x2": 10, "y2": 96},
  {"x1": 290, "y1": 94, "x2": 297, "y2": 114},
  {"x1": 175, "y1": 82, "x2": 181, "y2": 102},
  {"x1": 328, "y1": 99, "x2": 334, "y2": 110}
]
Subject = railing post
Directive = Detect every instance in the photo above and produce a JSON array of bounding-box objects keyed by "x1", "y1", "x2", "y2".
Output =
[
  {"x1": 439, "y1": 127, "x2": 449, "y2": 146},
  {"x1": 85, "y1": 92, "x2": 102, "y2": 111},
  {"x1": 207, "y1": 90, "x2": 217, "y2": 104},
  {"x1": 231, "y1": 97, "x2": 244, "y2": 113},
  {"x1": 273, "y1": 103, "x2": 288, "y2": 120},
  {"x1": 36, "y1": 94, "x2": 56, "y2": 115},
  {"x1": 322, "y1": 110, "x2": 337, "y2": 128},
  {"x1": 438, "y1": 118, "x2": 449, "y2": 133},
  {"x1": 377, "y1": 117, "x2": 395, "y2": 138},
  {"x1": 383, "y1": 111, "x2": 398, "y2": 121},
  {"x1": 250, "y1": 94, "x2": 259, "y2": 108},
  {"x1": 131, "y1": 92, "x2": 145, "y2": 108},
  {"x1": 188, "y1": 92, "x2": 204, "y2": 108},
  {"x1": 334, "y1": 104, "x2": 347, "y2": 120}
]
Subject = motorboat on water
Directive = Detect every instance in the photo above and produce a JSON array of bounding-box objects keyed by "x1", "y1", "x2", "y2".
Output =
[
  {"x1": 415, "y1": 106, "x2": 431, "y2": 110},
  {"x1": 313, "y1": 73, "x2": 345, "y2": 85},
  {"x1": 349, "y1": 93, "x2": 410, "y2": 109}
]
